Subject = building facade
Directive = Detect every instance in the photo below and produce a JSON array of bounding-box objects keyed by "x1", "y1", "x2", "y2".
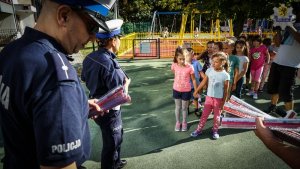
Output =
[{"x1": 0, "y1": 0, "x2": 36, "y2": 47}]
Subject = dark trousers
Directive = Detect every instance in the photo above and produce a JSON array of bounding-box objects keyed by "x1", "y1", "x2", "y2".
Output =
[
  {"x1": 94, "y1": 110, "x2": 123, "y2": 169},
  {"x1": 235, "y1": 77, "x2": 244, "y2": 98}
]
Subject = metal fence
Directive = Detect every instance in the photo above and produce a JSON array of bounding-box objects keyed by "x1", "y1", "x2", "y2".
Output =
[{"x1": 117, "y1": 31, "x2": 276, "y2": 59}]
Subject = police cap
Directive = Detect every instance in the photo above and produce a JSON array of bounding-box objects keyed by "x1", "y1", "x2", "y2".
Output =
[
  {"x1": 52, "y1": 0, "x2": 116, "y2": 32},
  {"x1": 96, "y1": 19, "x2": 123, "y2": 39}
]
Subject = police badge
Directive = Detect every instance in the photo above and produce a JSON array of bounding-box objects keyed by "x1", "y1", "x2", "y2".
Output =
[{"x1": 270, "y1": 4, "x2": 296, "y2": 30}]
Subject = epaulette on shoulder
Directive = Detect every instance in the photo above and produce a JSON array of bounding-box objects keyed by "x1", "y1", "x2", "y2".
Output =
[{"x1": 49, "y1": 51, "x2": 78, "y2": 82}]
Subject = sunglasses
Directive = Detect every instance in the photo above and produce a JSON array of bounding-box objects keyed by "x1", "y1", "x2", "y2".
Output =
[{"x1": 72, "y1": 8, "x2": 99, "y2": 35}]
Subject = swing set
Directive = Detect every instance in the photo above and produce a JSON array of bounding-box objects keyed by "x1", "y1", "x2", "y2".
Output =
[
  {"x1": 150, "y1": 11, "x2": 180, "y2": 38},
  {"x1": 150, "y1": 9, "x2": 234, "y2": 40}
]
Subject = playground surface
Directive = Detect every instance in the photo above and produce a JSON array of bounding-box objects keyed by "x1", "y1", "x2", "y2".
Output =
[
  {"x1": 82, "y1": 58, "x2": 299, "y2": 169},
  {"x1": 0, "y1": 58, "x2": 299, "y2": 169}
]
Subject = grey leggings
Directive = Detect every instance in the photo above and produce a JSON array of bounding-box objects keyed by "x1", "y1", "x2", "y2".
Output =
[{"x1": 174, "y1": 99, "x2": 189, "y2": 123}]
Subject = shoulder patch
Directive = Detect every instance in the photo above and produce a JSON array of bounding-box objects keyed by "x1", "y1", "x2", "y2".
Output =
[{"x1": 49, "y1": 52, "x2": 78, "y2": 81}]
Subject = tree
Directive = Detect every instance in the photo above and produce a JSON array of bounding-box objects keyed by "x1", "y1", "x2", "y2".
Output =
[
  {"x1": 194, "y1": 0, "x2": 294, "y2": 36},
  {"x1": 119, "y1": 0, "x2": 296, "y2": 36},
  {"x1": 119, "y1": 0, "x2": 154, "y2": 22}
]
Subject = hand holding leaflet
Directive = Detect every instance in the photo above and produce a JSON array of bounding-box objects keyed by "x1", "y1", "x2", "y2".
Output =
[{"x1": 89, "y1": 85, "x2": 131, "y2": 118}]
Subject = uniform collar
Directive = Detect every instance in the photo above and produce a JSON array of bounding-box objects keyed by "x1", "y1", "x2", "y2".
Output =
[
  {"x1": 99, "y1": 48, "x2": 117, "y2": 59},
  {"x1": 23, "y1": 27, "x2": 68, "y2": 55}
]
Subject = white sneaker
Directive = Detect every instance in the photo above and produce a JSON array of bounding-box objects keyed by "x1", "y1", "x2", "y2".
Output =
[
  {"x1": 212, "y1": 132, "x2": 220, "y2": 139},
  {"x1": 285, "y1": 110, "x2": 297, "y2": 119},
  {"x1": 246, "y1": 91, "x2": 254, "y2": 96},
  {"x1": 253, "y1": 93, "x2": 258, "y2": 99}
]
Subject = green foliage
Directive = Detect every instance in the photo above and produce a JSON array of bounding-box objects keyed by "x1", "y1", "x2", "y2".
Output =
[
  {"x1": 120, "y1": 0, "x2": 154, "y2": 22},
  {"x1": 119, "y1": 0, "x2": 298, "y2": 36}
]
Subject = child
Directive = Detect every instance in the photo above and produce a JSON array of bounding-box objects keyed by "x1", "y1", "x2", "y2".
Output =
[
  {"x1": 171, "y1": 46, "x2": 197, "y2": 132},
  {"x1": 239, "y1": 35, "x2": 252, "y2": 92},
  {"x1": 223, "y1": 39, "x2": 239, "y2": 100},
  {"x1": 191, "y1": 52, "x2": 230, "y2": 139},
  {"x1": 259, "y1": 33, "x2": 282, "y2": 91},
  {"x1": 197, "y1": 41, "x2": 214, "y2": 73},
  {"x1": 233, "y1": 40, "x2": 249, "y2": 98},
  {"x1": 186, "y1": 48, "x2": 205, "y2": 117},
  {"x1": 247, "y1": 35, "x2": 270, "y2": 99},
  {"x1": 213, "y1": 41, "x2": 223, "y2": 54}
]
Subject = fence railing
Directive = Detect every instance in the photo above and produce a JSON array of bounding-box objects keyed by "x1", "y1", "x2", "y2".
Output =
[{"x1": 118, "y1": 31, "x2": 275, "y2": 59}]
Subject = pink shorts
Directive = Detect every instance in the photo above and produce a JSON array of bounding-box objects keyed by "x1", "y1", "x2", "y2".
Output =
[{"x1": 250, "y1": 66, "x2": 263, "y2": 82}]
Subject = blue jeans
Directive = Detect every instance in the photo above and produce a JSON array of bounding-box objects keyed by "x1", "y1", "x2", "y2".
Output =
[{"x1": 235, "y1": 77, "x2": 244, "y2": 98}]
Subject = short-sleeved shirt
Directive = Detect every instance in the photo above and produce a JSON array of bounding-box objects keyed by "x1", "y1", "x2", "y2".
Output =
[
  {"x1": 206, "y1": 68, "x2": 230, "y2": 99},
  {"x1": 191, "y1": 59, "x2": 203, "y2": 87},
  {"x1": 249, "y1": 45, "x2": 268, "y2": 70},
  {"x1": 0, "y1": 27, "x2": 90, "y2": 168},
  {"x1": 274, "y1": 23, "x2": 300, "y2": 68},
  {"x1": 171, "y1": 63, "x2": 194, "y2": 92},
  {"x1": 237, "y1": 55, "x2": 250, "y2": 75},
  {"x1": 228, "y1": 55, "x2": 240, "y2": 83}
]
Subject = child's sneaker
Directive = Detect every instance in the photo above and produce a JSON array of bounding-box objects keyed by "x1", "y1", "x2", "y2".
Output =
[
  {"x1": 181, "y1": 122, "x2": 188, "y2": 131},
  {"x1": 212, "y1": 132, "x2": 220, "y2": 140},
  {"x1": 191, "y1": 130, "x2": 202, "y2": 137},
  {"x1": 246, "y1": 91, "x2": 254, "y2": 96},
  {"x1": 175, "y1": 122, "x2": 181, "y2": 132},
  {"x1": 253, "y1": 93, "x2": 258, "y2": 99}
]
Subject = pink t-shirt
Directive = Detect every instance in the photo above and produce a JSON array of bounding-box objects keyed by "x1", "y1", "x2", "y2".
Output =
[
  {"x1": 250, "y1": 45, "x2": 268, "y2": 70},
  {"x1": 171, "y1": 63, "x2": 194, "y2": 92}
]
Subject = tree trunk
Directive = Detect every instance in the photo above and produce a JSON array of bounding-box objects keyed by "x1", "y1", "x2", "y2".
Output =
[{"x1": 233, "y1": 14, "x2": 246, "y2": 37}]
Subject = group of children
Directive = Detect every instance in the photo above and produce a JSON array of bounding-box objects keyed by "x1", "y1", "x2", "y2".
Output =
[{"x1": 171, "y1": 34, "x2": 280, "y2": 139}]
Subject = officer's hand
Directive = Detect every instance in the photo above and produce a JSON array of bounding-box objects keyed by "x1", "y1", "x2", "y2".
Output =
[
  {"x1": 88, "y1": 99, "x2": 101, "y2": 111},
  {"x1": 88, "y1": 99, "x2": 109, "y2": 118}
]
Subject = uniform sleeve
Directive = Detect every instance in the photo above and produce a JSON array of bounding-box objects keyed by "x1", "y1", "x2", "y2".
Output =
[
  {"x1": 101, "y1": 60, "x2": 125, "y2": 91},
  {"x1": 33, "y1": 81, "x2": 89, "y2": 167},
  {"x1": 33, "y1": 51, "x2": 90, "y2": 167}
]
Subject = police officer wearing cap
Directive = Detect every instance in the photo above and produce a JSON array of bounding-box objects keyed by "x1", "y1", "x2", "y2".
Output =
[
  {"x1": 81, "y1": 19, "x2": 129, "y2": 169},
  {"x1": 0, "y1": 0, "x2": 116, "y2": 169}
]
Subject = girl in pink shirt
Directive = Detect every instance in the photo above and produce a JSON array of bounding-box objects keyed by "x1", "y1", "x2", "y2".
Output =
[
  {"x1": 247, "y1": 35, "x2": 270, "y2": 99},
  {"x1": 171, "y1": 46, "x2": 197, "y2": 132}
]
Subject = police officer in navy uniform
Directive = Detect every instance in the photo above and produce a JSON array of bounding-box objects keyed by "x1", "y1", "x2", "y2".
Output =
[
  {"x1": 81, "y1": 19, "x2": 129, "y2": 169},
  {"x1": 0, "y1": 0, "x2": 116, "y2": 169}
]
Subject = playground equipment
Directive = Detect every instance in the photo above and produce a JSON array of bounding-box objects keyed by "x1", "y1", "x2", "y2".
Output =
[{"x1": 150, "y1": 11, "x2": 180, "y2": 38}]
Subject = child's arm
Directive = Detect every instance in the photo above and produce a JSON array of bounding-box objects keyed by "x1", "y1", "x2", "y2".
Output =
[
  {"x1": 237, "y1": 62, "x2": 249, "y2": 81},
  {"x1": 191, "y1": 74, "x2": 198, "y2": 91},
  {"x1": 193, "y1": 75, "x2": 208, "y2": 98},
  {"x1": 232, "y1": 67, "x2": 239, "y2": 91},
  {"x1": 265, "y1": 49, "x2": 270, "y2": 64},
  {"x1": 222, "y1": 80, "x2": 230, "y2": 109},
  {"x1": 199, "y1": 71, "x2": 206, "y2": 80}
]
